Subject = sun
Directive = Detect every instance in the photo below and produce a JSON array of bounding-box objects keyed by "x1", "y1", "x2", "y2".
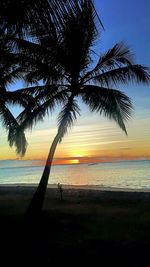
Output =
[{"x1": 69, "y1": 159, "x2": 80, "y2": 164}]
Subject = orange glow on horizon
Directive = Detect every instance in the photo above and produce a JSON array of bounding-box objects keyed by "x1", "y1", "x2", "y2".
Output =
[
  {"x1": 32, "y1": 154, "x2": 150, "y2": 168},
  {"x1": 44, "y1": 158, "x2": 80, "y2": 165},
  {"x1": 68, "y1": 159, "x2": 80, "y2": 164}
]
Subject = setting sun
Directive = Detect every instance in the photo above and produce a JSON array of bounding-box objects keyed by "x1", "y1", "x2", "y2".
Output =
[{"x1": 69, "y1": 159, "x2": 80, "y2": 164}]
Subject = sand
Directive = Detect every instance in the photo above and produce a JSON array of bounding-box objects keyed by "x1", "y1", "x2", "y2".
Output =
[
  {"x1": 0, "y1": 184, "x2": 150, "y2": 218},
  {"x1": 0, "y1": 184, "x2": 150, "y2": 266},
  {"x1": 1, "y1": 183, "x2": 150, "y2": 201}
]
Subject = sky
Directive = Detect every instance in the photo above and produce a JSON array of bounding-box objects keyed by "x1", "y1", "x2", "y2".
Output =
[{"x1": 0, "y1": 0, "x2": 150, "y2": 164}]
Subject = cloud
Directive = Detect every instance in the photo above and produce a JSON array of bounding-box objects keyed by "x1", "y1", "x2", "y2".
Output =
[
  {"x1": 119, "y1": 147, "x2": 131, "y2": 150},
  {"x1": 63, "y1": 139, "x2": 136, "y2": 148}
]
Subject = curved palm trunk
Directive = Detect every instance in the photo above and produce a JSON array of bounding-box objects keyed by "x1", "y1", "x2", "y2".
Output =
[
  {"x1": 26, "y1": 129, "x2": 62, "y2": 216},
  {"x1": 26, "y1": 93, "x2": 75, "y2": 217}
]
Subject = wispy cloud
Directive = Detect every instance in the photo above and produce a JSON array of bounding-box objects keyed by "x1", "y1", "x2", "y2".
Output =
[{"x1": 64, "y1": 139, "x2": 136, "y2": 148}]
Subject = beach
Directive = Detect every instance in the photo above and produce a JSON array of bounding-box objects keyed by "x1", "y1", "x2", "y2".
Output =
[
  {"x1": 1, "y1": 184, "x2": 150, "y2": 214},
  {"x1": 0, "y1": 185, "x2": 150, "y2": 266}
]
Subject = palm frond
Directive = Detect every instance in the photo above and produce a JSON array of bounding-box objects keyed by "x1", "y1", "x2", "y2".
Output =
[
  {"x1": 83, "y1": 42, "x2": 134, "y2": 81},
  {"x1": 96, "y1": 42, "x2": 133, "y2": 67},
  {"x1": 57, "y1": 95, "x2": 80, "y2": 142},
  {"x1": 5, "y1": 90, "x2": 37, "y2": 108},
  {"x1": 1, "y1": 0, "x2": 81, "y2": 36},
  {"x1": 0, "y1": 104, "x2": 27, "y2": 155},
  {"x1": 10, "y1": 37, "x2": 46, "y2": 56},
  {"x1": 88, "y1": 64, "x2": 150, "y2": 87},
  {"x1": 17, "y1": 88, "x2": 69, "y2": 130},
  {"x1": 1, "y1": 66, "x2": 24, "y2": 87},
  {"x1": 11, "y1": 37, "x2": 65, "y2": 85},
  {"x1": 13, "y1": 84, "x2": 61, "y2": 98},
  {"x1": 81, "y1": 85, "x2": 133, "y2": 134},
  {"x1": 58, "y1": 0, "x2": 99, "y2": 75}
]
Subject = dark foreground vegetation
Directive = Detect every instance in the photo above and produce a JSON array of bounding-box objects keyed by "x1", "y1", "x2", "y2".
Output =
[{"x1": 0, "y1": 186, "x2": 150, "y2": 266}]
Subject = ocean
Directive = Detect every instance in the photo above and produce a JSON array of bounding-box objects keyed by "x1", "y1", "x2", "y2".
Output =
[{"x1": 0, "y1": 160, "x2": 150, "y2": 190}]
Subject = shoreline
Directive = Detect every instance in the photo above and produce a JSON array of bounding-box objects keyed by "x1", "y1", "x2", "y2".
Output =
[{"x1": 0, "y1": 183, "x2": 150, "y2": 193}]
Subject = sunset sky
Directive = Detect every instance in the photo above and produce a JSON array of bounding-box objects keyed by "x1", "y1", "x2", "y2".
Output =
[{"x1": 0, "y1": 0, "x2": 150, "y2": 165}]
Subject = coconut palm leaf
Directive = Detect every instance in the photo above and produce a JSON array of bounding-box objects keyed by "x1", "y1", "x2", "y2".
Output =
[
  {"x1": 11, "y1": 36, "x2": 67, "y2": 85},
  {"x1": 5, "y1": 90, "x2": 37, "y2": 108},
  {"x1": 54, "y1": 0, "x2": 99, "y2": 77},
  {"x1": 0, "y1": 0, "x2": 102, "y2": 38},
  {"x1": 82, "y1": 42, "x2": 133, "y2": 81},
  {"x1": 0, "y1": 104, "x2": 27, "y2": 155},
  {"x1": 0, "y1": 0, "x2": 69, "y2": 35},
  {"x1": 0, "y1": 34, "x2": 38, "y2": 154},
  {"x1": 81, "y1": 85, "x2": 133, "y2": 134},
  {"x1": 57, "y1": 94, "x2": 80, "y2": 142},
  {"x1": 90, "y1": 64, "x2": 150, "y2": 87},
  {"x1": 17, "y1": 87, "x2": 70, "y2": 130},
  {"x1": 1, "y1": 67, "x2": 24, "y2": 87}
]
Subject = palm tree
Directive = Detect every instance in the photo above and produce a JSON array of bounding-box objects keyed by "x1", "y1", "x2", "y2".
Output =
[{"x1": 13, "y1": 0, "x2": 149, "y2": 215}]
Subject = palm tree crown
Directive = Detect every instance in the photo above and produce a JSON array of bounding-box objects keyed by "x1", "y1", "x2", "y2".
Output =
[
  {"x1": 1, "y1": 1, "x2": 98, "y2": 155},
  {"x1": 14, "y1": 1, "x2": 149, "y2": 145}
]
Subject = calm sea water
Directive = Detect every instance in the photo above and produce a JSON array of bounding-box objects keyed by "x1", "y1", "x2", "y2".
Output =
[{"x1": 0, "y1": 160, "x2": 150, "y2": 190}]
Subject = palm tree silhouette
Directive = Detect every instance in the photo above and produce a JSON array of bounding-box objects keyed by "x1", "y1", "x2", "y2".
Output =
[
  {"x1": 13, "y1": 1, "x2": 149, "y2": 215},
  {"x1": 1, "y1": 1, "x2": 95, "y2": 153}
]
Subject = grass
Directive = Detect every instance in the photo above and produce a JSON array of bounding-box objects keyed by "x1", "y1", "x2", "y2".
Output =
[{"x1": 0, "y1": 186, "x2": 150, "y2": 266}]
